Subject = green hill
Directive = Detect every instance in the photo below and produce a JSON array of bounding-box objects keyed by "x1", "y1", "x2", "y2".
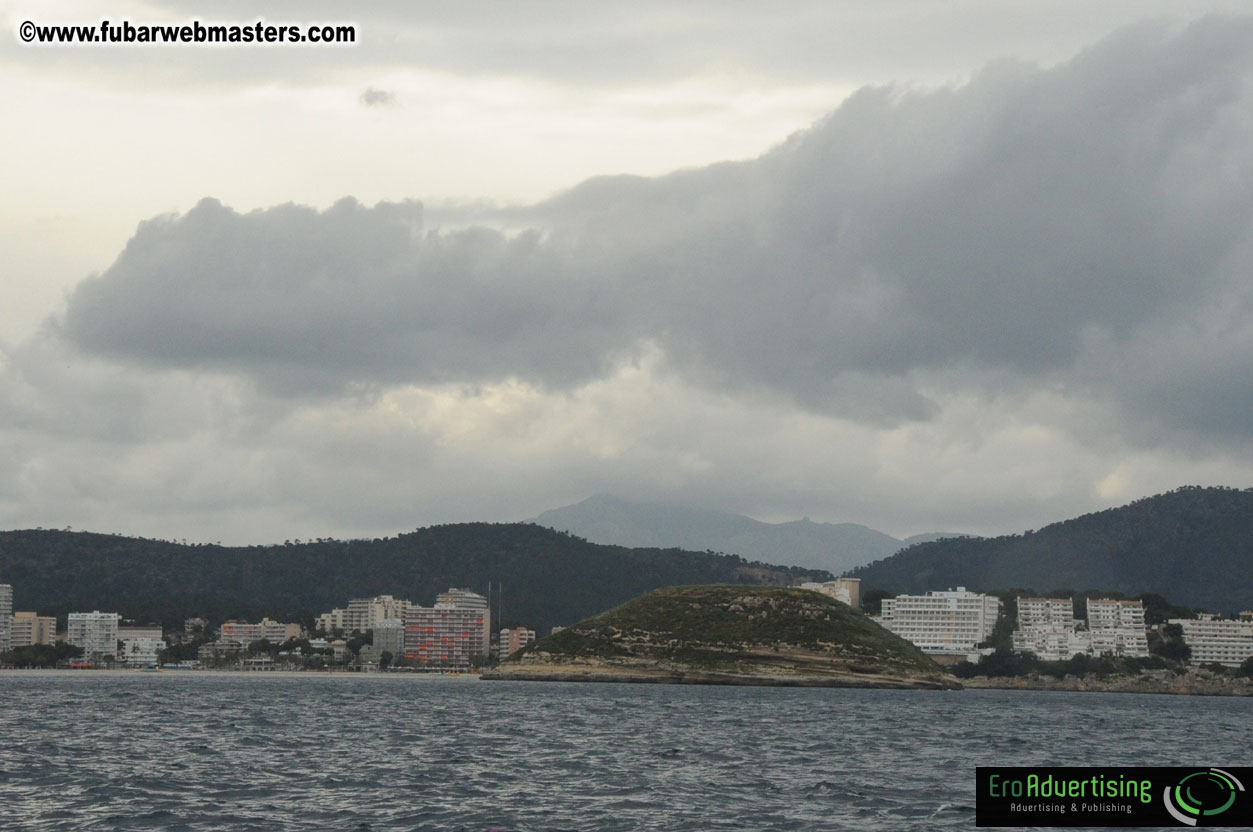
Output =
[
  {"x1": 488, "y1": 585, "x2": 954, "y2": 687},
  {"x1": 0, "y1": 524, "x2": 822, "y2": 635},
  {"x1": 851, "y1": 487, "x2": 1253, "y2": 612}
]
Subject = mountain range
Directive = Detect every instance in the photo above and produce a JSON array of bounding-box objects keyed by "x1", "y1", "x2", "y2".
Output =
[{"x1": 533, "y1": 493, "x2": 956, "y2": 574}]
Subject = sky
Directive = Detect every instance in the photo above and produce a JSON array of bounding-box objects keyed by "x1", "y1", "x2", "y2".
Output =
[{"x1": 2, "y1": 1, "x2": 1253, "y2": 545}]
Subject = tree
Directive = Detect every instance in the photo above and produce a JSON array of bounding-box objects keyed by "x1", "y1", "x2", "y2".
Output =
[
  {"x1": 378, "y1": 650, "x2": 393, "y2": 671},
  {"x1": 860, "y1": 588, "x2": 893, "y2": 615}
]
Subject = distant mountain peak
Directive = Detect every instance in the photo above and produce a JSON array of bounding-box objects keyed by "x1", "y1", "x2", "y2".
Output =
[{"x1": 534, "y1": 494, "x2": 908, "y2": 575}]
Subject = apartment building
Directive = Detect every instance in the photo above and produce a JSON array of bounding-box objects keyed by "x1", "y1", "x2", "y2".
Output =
[
  {"x1": 1085, "y1": 598, "x2": 1148, "y2": 658},
  {"x1": 404, "y1": 588, "x2": 490, "y2": 671},
  {"x1": 499, "y1": 627, "x2": 537, "y2": 657},
  {"x1": 119, "y1": 637, "x2": 165, "y2": 668},
  {"x1": 799, "y1": 578, "x2": 861, "y2": 608},
  {"x1": 1016, "y1": 597, "x2": 1076, "y2": 629},
  {"x1": 11, "y1": 612, "x2": 57, "y2": 648},
  {"x1": 0, "y1": 581, "x2": 12, "y2": 651},
  {"x1": 67, "y1": 611, "x2": 122, "y2": 661},
  {"x1": 1011, "y1": 597, "x2": 1086, "y2": 661},
  {"x1": 373, "y1": 618, "x2": 405, "y2": 657},
  {"x1": 878, "y1": 587, "x2": 1001, "y2": 654},
  {"x1": 218, "y1": 618, "x2": 302, "y2": 646},
  {"x1": 316, "y1": 595, "x2": 412, "y2": 635},
  {"x1": 1168, "y1": 616, "x2": 1253, "y2": 667},
  {"x1": 0, "y1": 584, "x2": 12, "y2": 653}
]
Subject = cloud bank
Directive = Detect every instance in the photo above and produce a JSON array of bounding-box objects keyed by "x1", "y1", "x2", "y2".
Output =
[
  {"x1": 60, "y1": 16, "x2": 1253, "y2": 442},
  {"x1": 5, "y1": 16, "x2": 1253, "y2": 543}
]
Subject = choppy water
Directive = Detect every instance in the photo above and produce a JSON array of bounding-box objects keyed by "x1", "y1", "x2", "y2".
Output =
[{"x1": 0, "y1": 672, "x2": 1249, "y2": 831}]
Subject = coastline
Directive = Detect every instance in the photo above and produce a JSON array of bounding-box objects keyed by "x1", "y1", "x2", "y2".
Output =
[
  {"x1": 962, "y1": 667, "x2": 1253, "y2": 697},
  {"x1": 481, "y1": 662, "x2": 959, "y2": 689}
]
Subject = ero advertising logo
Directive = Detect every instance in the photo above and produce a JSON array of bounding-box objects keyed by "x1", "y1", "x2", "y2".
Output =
[{"x1": 976, "y1": 767, "x2": 1252, "y2": 827}]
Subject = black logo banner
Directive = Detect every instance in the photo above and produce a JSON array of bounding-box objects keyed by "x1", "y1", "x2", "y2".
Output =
[{"x1": 976, "y1": 766, "x2": 1252, "y2": 827}]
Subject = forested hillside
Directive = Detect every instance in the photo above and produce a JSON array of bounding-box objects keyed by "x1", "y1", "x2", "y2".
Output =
[
  {"x1": 0, "y1": 523, "x2": 822, "y2": 634},
  {"x1": 851, "y1": 487, "x2": 1253, "y2": 612}
]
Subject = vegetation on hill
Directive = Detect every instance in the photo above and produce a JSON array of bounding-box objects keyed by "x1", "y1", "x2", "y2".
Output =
[
  {"x1": 515, "y1": 585, "x2": 941, "y2": 676},
  {"x1": 850, "y1": 487, "x2": 1253, "y2": 613},
  {"x1": 0, "y1": 524, "x2": 822, "y2": 635}
]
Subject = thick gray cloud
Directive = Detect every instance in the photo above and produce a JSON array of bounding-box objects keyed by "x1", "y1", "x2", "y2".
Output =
[{"x1": 59, "y1": 16, "x2": 1253, "y2": 444}]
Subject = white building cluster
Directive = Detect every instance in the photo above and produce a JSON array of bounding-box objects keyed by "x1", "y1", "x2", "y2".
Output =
[{"x1": 1012, "y1": 597, "x2": 1149, "y2": 660}]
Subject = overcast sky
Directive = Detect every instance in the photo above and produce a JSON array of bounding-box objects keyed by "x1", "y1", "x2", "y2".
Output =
[{"x1": 2, "y1": 1, "x2": 1252, "y2": 545}]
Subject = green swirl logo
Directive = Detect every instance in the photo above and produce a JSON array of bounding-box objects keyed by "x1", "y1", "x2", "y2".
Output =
[{"x1": 1163, "y1": 768, "x2": 1245, "y2": 826}]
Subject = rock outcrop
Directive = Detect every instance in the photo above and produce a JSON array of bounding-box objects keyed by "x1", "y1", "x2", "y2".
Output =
[{"x1": 482, "y1": 585, "x2": 959, "y2": 689}]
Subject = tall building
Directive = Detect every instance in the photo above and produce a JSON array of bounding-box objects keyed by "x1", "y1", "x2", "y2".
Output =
[
  {"x1": 0, "y1": 584, "x2": 12, "y2": 653},
  {"x1": 404, "y1": 588, "x2": 490, "y2": 671},
  {"x1": 1085, "y1": 598, "x2": 1148, "y2": 658},
  {"x1": 316, "y1": 595, "x2": 412, "y2": 635},
  {"x1": 10, "y1": 612, "x2": 56, "y2": 648},
  {"x1": 373, "y1": 618, "x2": 405, "y2": 658},
  {"x1": 878, "y1": 587, "x2": 1001, "y2": 654},
  {"x1": 67, "y1": 611, "x2": 122, "y2": 661}
]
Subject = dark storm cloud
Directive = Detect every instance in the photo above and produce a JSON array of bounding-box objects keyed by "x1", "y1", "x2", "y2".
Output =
[{"x1": 60, "y1": 17, "x2": 1253, "y2": 439}]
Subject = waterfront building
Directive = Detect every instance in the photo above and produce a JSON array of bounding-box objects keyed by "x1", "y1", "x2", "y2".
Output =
[
  {"x1": 1168, "y1": 617, "x2": 1253, "y2": 667},
  {"x1": 67, "y1": 611, "x2": 122, "y2": 661},
  {"x1": 878, "y1": 588, "x2": 1001, "y2": 655},
  {"x1": 218, "y1": 618, "x2": 302, "y2": 646},
  {"x1": 10, "y1": 612, "x2": 57, "y2": 648},
  {"x1": 118, "y1": 625, "x2": 165, "y2": 643},
  {"x1": 0, "y1": 584, "x2": 12, "y2": 653},
  {"x1": 198, "y1": 641, "x2": 245, "y2": 663},
  {"x1": 404, "y1": 588, "x2": 490, "y2": 671},
  {"x1": 119, "y1": 637, "x2": 165, "y2": 668},
  {"x1": 184, "y1": 617, "x2": 208, "y2": 637},
  {"x1": 1085, "y1": 598, "x2": 1148, "y2": 658},
  {"x1": 499, "y1": 627, "x2": 537, "y2": 657},
  {"x1": 799, "y1": 578, "x2": 861, "y2": 608},
  {"x1": 373, "y1": 618, "x2": 405, "y2": 658}
]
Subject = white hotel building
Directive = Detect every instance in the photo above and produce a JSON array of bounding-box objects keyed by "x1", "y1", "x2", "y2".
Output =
[
  {"x1": 878, "y1": 587, "x2": 1001, "y2": 655},
  {"x1": 1169, "y1": 616, "x2": 1253, "y2": 667},
  {"x1": 1085, "y1": 598, "x2": 1149, "y2": 658},
  {"x1": 67, "y1": 611, "x2": 122, "y2": 661}
]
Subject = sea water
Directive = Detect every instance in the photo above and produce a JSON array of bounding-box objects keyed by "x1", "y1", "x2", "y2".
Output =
[{"x1": 0, "y1": 671, "x2": 1249, "y2": 831}]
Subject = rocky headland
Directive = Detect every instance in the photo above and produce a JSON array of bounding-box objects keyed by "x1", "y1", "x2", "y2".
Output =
[{"x1": 482, "y1": 585, "x2": 959, "y2": 689}]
